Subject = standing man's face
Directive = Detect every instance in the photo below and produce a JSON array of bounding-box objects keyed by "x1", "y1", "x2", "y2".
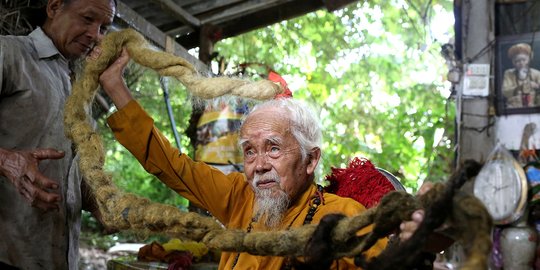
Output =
[
  {"x1": 44, "y1": 0, "x2": 115, "y2": 60},
  {"x1": 513, "y1": 53, "x2": 531, "y2": 71}
]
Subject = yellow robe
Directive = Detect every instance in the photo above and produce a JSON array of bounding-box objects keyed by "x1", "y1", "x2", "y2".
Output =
[{"x1": 107, "y1": 100, "x2": 387, "y2": 270}]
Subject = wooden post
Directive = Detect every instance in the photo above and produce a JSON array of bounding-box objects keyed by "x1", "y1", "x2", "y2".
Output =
[
  {"x1": 185, "y1": 24, "x2": 221, "y2": 155},
  {"x1": 199, "y1": 24, "x2": 220, "y2": 65},
  {"x1": 457, "y1": 0, "x2": 496, "y2": 164}
]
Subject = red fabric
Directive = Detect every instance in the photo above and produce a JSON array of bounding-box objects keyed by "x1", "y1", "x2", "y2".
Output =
[
  {"x1": 324, "y1": 157, "x2": 395, "y2": 208},
  {"x1": 268, "y1": 71, "x2": 293, "y2": 98},
  {"x1": 167, "y1": 252, "x2": 193, "y2": 270},
  {"x1": 137, "y1": 241, "x2": 193, "y2": 270}
]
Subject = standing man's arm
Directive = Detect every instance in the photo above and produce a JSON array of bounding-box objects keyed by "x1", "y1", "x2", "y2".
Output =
[{"x1": 0, "y1": 36, "x2": 62, "y2": 211}]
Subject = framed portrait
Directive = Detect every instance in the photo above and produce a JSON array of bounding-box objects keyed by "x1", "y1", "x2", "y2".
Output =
[{"x1": 496, "y1": 32, "x2": 540, "y2": 115}]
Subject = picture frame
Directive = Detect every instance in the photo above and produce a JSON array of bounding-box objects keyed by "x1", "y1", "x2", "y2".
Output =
[{"x1": 496, "y1": 32, "x2": 540, "y2": 115}]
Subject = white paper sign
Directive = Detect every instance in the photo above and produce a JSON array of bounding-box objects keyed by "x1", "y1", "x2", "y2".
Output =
[{"x1": 463, "y1": 64, "x2": 490, "y2": 96}]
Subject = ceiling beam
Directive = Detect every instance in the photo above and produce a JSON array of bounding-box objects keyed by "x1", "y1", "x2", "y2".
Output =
[
  {"x1": 166, "y1": 0, "x2": 292, "y2": 37},
  {"x1": 149, "y1": 0, "x2": 201, "y2": 28},
  {"x1": 116, "y1": 1, "x2": 208, "y2": 72},
  {"x1": 175, "y1": 0, "x2": 324, "y2": 49},
  {"x1": 185, "y1": 0, "x2": 245, "y2": 15},
  {"x1": 201, "y1": 0, "x2": 292, "y2": 25},
  {"x1": 323, "y1": 0, "x2": 359, "y2": 11},
  {"x1": 173, "y1": 0, "x2": 201, "y2": 6}
]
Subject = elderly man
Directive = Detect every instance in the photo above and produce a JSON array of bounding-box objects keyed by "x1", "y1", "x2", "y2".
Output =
[
  {"x1": 98, "y1": 48, "x2": 388, "y2": 269},
  {"x1": 502, "y1": 42, "x2": 540, "y2": 108},
  {"x1": 0, "y1": 0, "x2": 116, "y2": 269}
]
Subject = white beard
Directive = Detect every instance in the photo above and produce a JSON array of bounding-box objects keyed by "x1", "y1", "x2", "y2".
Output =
[
  {"x1": 518, "y1": 68, "x2": 529, "y2": 80},
  {"x1": 252, "y1": 171, "x2": 290, "y2": 229}
]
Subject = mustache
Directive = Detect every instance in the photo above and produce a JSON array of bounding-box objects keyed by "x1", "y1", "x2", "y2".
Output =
[{"x1": 253, "y1": 170, "x2": 280, "y2": 186}]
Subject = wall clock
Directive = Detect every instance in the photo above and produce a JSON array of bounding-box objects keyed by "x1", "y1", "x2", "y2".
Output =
[{"x1": 473, "y1": 145, "x2": 528, "y2": 225}]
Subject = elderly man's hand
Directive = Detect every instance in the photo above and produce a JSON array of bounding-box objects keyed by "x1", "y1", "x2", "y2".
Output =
[
  {"x1": 89, "y1": 46, "x2": 134, "y2": 109},
  {"x1": 399, "y1": 209, "x2": 425, "y2": 242},
  {"x1": 398, "y1": 182, "x2": 454, "y2": 252},
  {"x1": 399, "y1": 182, "x2": 433, "y2": 242},
  {"x1": 0, "y1": 148, "x2": 63, "y2": 211}
]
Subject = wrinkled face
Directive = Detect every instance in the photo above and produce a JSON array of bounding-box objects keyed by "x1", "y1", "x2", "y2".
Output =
[
  {"x1": 513, "y1": 53, "x2": 530, "y2": 70},
  {"x1": 44, "y1": 0, "x2": 115, "y2": 60},
  {"x1": 240, "y1": 107, "x2": 316, "y2": 204}
]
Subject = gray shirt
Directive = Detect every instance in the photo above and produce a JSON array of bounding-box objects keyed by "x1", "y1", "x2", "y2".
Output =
[{"x1": 0, "y1": 27, "x2": 82, "y2": 270}]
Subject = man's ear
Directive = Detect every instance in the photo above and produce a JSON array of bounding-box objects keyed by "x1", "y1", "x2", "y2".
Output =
[
  {"x1": 306, "y1": 147, "x2": 321, "y2": 175},
  {"x1": 46, "y1": 0, "x2": 64, "y2": 18}
]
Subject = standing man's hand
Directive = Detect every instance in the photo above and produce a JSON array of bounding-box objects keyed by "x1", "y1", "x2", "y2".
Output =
[{"x1": 0, "y1": 148, "x2": 64, "y2": 211}]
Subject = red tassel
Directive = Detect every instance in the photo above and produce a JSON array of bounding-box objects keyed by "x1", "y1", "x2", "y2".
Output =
[
  {"x1": 268, "y1": 71, "x2": 293, "y2": 99},
  {"x1": 324, "y1": 157, "x2": 395, "y2": 208}
]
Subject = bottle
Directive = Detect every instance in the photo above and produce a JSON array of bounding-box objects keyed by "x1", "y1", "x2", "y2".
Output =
[{"x1": 500, "y1": 214, "x2": 537, "y2": 270}]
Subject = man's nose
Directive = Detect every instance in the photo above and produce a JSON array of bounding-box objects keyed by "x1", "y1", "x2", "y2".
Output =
[{"x1": 254, "y1": 153, "x2": 271, "y2": 172}]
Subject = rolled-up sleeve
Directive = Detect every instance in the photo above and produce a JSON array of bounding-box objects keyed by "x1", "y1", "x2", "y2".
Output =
[{"x1": 107, "y1": 100, "x2": 248, "y2": 223}]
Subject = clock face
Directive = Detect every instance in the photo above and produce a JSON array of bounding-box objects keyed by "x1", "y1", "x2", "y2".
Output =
[{"x1": 473, "y1": 159, "x2": 527, "y2": 225}]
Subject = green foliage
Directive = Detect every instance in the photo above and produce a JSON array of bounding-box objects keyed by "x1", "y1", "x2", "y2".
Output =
[
  {"x1": 215, "y1": 0, "x2": 456, "y2": 192},
  {"x1": 92, "y1": 1, "x2": 455, "y2": 211},
  {"x1": 81, "y1": 0, "x2": 456, "y2": 252},
  {"x1": 84, "y1": 66, "x2": 194, "y2": 246},
  {"x1": 96, "y1": 66, "x2": 192, "y2": 209},
  {"x1": 83, "y1": 0, "x2": 456, "y2": 248}
]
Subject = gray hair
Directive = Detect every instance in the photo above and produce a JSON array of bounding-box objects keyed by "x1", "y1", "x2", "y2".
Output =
[{"x1": 244, "y1": 98, "x2": 322, "y2": 161}]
